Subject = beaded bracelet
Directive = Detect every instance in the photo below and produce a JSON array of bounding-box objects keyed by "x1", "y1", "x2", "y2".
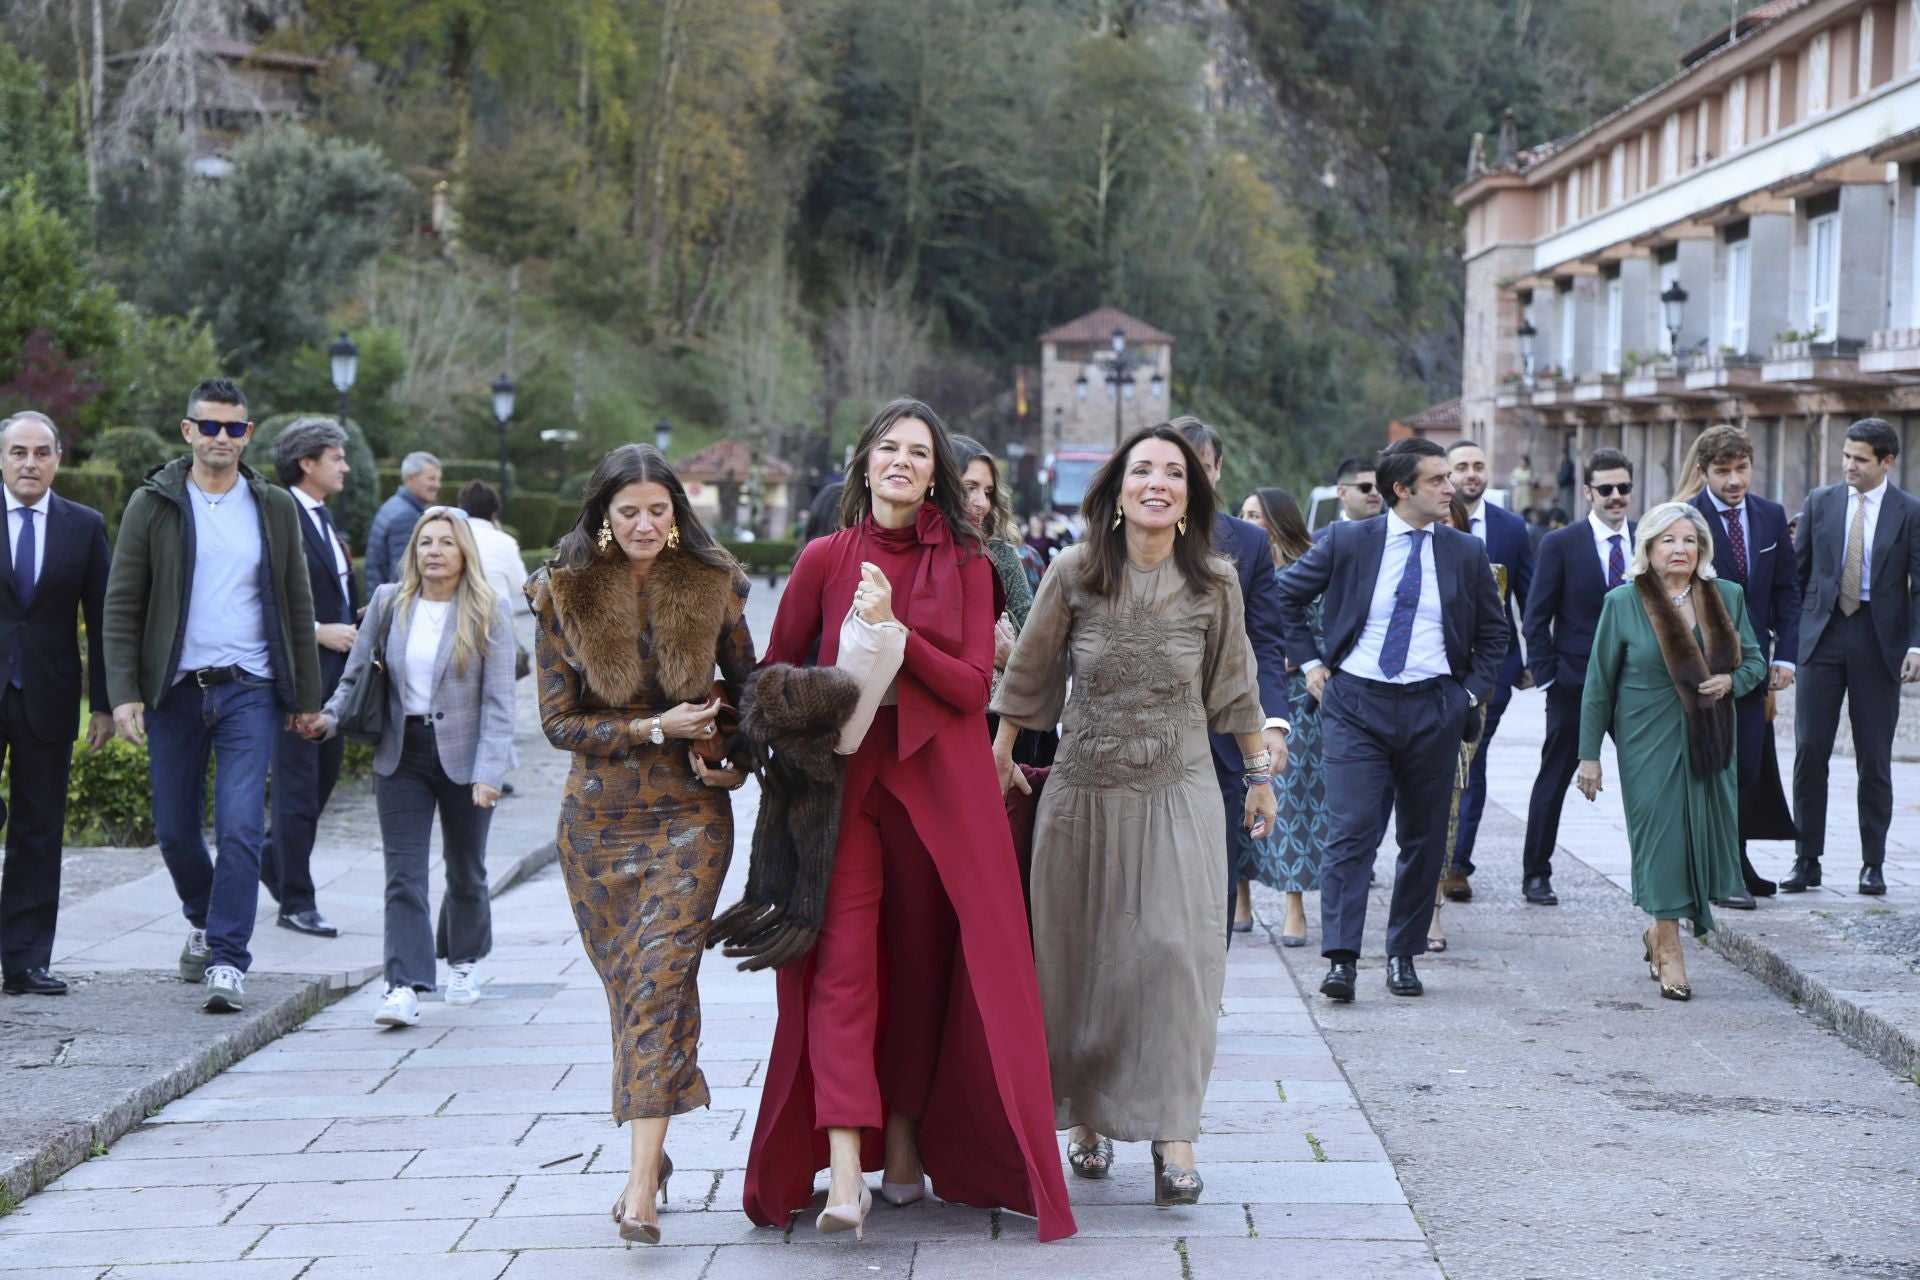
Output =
[{"x1": 1244, "y1": 773, "x2": 1274, "y2": 788}]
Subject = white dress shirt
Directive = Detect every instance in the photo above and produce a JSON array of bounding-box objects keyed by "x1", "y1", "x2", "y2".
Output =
[
  {"x1": 293, "y1": 486, "x2": 351, "y2": 616},
  {"x1": 1841, "y1": 477, "x2": 1888, "y2": 604},
  {"x1": 1588, "y1": 510, "x2": 1629, "y2": 583},
  {"x1": 1465, "y1": 499, "x2": 1487, "y2": 544},
  {"x1": 1341, "y1": 509, "x2": 1450, "y2": 684},
  {"x1": 4, "y1": 488, "x2": 50, "y2": 583},
  {"x1": 470, "y1": 519, "x2": 530, "y2": 615},
  {"x1": 1707, "y1": 489, "x2": 1793, "y2": 671}
]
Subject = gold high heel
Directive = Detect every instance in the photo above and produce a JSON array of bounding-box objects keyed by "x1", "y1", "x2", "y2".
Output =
[
  {"x1": 612, "y1": 1151, "x2": 672, "y2": 1245},
  {"x1": 1644, "y1": 926, "x2": 1691, "y2": 1001},
  {"x1": 1151, "y1": 1142, "x2": 1203, "y2": 1207},
  {"x1": 816, "y1": 1181, "x2": 873, "y2": 1239}
]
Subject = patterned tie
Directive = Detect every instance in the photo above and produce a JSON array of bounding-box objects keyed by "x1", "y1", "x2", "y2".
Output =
[
  {"x1": 10, "y1": 508, "x2": 35, "y2": 689},
  {"x1": 1838, "y1": 494, "x2": 1867, "y2": 616},
  {"x1": 1607, "y1": 534, "x2": 1625, "y2": 589},
  {"x1": 1724, "y1": 505, "x2": 1748, "y2": 580},
  {"x1": 1378, "y1": 529, "x2": 1427, "y2": 679}
]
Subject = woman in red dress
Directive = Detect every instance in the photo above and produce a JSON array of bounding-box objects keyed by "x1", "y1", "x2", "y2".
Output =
[{"x1": 744, "y1": 398, "x2": 1075, "y2": 1243}]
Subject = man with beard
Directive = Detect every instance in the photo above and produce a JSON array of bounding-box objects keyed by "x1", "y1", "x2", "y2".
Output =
[
  {"x1": 1440, "y1": 440, "x2": 1533, "y2": 902},
  {"x1": 1518, "y1": 449, "x2": 1636, "y2": 905}
]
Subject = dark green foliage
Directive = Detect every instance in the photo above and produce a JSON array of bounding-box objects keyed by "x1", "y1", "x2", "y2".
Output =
[
  {"x1": 721, "y1": 539, "x2": 796, "y2": 575},
  {"x1": 107, "y1": 309, "x2": 222, "y2": 438},
  {"x1": 0, "y1": 184, "x2": 122, "y2": 438},
  {"x1": 504, "y1": 492, "x2": 559, "y2": 549},
  {"x1": 0, "y1": 42, "x2": 87, "y2": 225},
  {"x1": 86, "y1": 428, "x2": 184, "y2": 500},
  {"x1": 435, "y1": 459, "x2": 518, "y2": 490},
  {"x1": 49, "y1": 464, "x2": 121, "y2": 533},
  {"x1": 64, "y1": 735, "x2": 156, "y2": 846},
  {"x1": 252, "y1": 413, "x2": 384, "y2": 548},
  {"x1": 243, "y1": 329, "x2": 409, "y2": 458}
]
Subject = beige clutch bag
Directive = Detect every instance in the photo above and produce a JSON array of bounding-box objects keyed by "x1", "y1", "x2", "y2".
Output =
[{"x1": 835, "y1": 606, "x2": 907, "y2": 754}]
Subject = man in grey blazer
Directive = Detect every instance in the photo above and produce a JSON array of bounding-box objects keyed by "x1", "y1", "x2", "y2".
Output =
[{"x1": 1788, "y1": 419, "x2": 1920, "y2": 897}]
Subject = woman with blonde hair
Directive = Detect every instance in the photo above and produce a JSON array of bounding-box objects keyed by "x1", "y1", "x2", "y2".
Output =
[
  {"x1": 318, "y1": 506, "x2": 517, "y2": 1025},
  {"x1": 1575, "y1": 501, "x2": 1764, "y2": 999}
]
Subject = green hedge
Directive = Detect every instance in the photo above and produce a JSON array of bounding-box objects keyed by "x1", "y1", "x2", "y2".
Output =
[
  {"x1": 253, "y1": 414, "x2": 382, "y2": 547},
  {"x1": 505, "y1": 492, "x2": 560, "y2": 549},
  {"x1": 51, "y1": 465, "x2": 124, "y2": 537},
  {"x1": 87, "y1": 428, "x2": 184, "y2": 502},
  {"x1": 723, "y1": 539, "x2": 796, "y2": 574}
]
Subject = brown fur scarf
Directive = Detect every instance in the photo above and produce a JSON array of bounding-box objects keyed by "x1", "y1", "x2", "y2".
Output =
[
  {"x1": 538, "y1": 549, "x2": 738, "y2": 705},
  {"x1": 707, "y1": 663, "x2": 861, "y2": 972},
  {"x1": 1635, "y1": 574, "x2": 1741, "y2": 779}
]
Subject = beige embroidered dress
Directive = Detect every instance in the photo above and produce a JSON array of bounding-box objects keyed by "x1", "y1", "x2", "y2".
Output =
[{"x1": 991, "y1": 544, "x2": 1263, "y2": 1141}]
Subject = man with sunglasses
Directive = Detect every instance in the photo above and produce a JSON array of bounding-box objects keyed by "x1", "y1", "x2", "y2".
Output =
[
  {"x1": 1690, "y1": 424, "x2": 1800, "y2": 908},
  {"x1": 102, "y1": 379, "x2": 323, "y2": 1013},
  {"x1": 1520, "y1": 449, "x2": 1637, "y2": 906},
  {"x1": 1317, "y1": 456, "x2": 1383, "y2": 540}
]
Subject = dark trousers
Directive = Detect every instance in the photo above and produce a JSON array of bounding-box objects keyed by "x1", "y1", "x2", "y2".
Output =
[
  {"x1": 147, "y1": 675, "x2": 278, "y2": 972},
  {"x1": 1794, "y1": 609, "x2": 1900, "y2": 868},
  {"x1": 264, "y1": 722, "x2": 345, "y2": 915},
  {"x1": 1450, "y1": 684, "x2": 1510, "y2": 876},
  {"x1": 375, "y1": 721, "x2": 493, "y2": 991},
  {"x1": 1319, "y1": 672, "x2": 1468, "y2": 959},
  {"x1": 0, "y1": 687, "x2": 74, "y2": 976},
  {"x1": 1521, "y1": 680, "x2": 1584, "y2": 883}
]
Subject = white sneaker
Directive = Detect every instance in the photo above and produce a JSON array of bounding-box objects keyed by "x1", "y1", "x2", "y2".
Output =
[
  {"x1": 373, "y1": 984, "x2": 420, "y2": 1027},
  {"x1": 179, "y1": 928, "x2": 211, "y2": 983},
  {"x1": 202, "y1": 964, "x2": 245, "y2": 1012},
  {"x1": 444, "y1": 962, "x2": 479, "y2": 1007}
]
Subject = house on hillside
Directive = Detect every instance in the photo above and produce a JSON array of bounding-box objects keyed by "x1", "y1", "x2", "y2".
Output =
[
  {"x1": 673, "y1": 438, "x2": 793, "y2": 538},
  {"x1": 104, "y1": 35, "x2": 329, "y2": 174}
]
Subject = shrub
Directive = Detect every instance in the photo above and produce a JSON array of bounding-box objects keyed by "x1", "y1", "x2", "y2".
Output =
[
  {"x1": 87, "y1": 428, "x2": 183, "y2": 501},
  {"x1": 505, "y1": 492, "x2": 559, "y2": 548},
  {"x1": 65, "y1": 735, "x2": 156, "y2": 846},
  {"x1": 436, "y1": 459, "x2": 516, "y2": 490},
  {"x1": 253, "y1": 413, "x2": 383, "y2": 547},
  {"x1": 50, "y1": 465, "x2": 123, "y2": 535},
  {"x1": 722, "y1": 539, "x2": 796, "y2": 574}
]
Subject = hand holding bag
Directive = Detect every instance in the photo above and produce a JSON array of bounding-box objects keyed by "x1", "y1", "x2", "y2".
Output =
[
  {"x1": 834, "y1": 603, "x2": 907, "y2": 754},
  {"x1": 334, "y1": 593, "x2": 392, "y2": 746}
]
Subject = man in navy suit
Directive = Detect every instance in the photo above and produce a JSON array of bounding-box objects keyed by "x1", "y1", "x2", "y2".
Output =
[
  {"x1": 1276, "y1": 438, "x2": 1507, "y2": 1001},
  {"x1": 1174, "y1": 420, "x2": 1294, "y2": 932},
  {"x1": 1519, "y1": 448, "x2": 1636, "y2": 906},
  {"x1": 1688, "y1": 424, "x2": 1801, "y2": 909},
  {"x1": 262, "y1": 419, "x2": 361, "y2": 939},
  {"x1": 0, "y1": 412, "x2": 113, "y2": 996},
  {"x1": 1440, "y1": 440, "x2": 1533, "y2": 901},
  {"x1": 1789, "y1": 418, "x2": 1920, "y2": 897}
]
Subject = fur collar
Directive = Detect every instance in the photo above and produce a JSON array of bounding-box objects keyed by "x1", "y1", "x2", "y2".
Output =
[
  {"x1": 1635, "y1": 574, "x2": 1740, "y2": 779},
  {"x1": 537, "y1": 550, "x2": 737, "y2": 705}
]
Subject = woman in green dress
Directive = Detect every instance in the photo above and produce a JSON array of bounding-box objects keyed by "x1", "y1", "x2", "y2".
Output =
[{"x1": 1575, "y1": 501, "x2": 1765, "y2": 1000}]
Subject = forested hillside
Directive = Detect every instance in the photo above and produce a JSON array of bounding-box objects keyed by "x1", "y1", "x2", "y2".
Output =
[{"x1": 2, "y1": 0, "x2": 1729, "y2": 512}]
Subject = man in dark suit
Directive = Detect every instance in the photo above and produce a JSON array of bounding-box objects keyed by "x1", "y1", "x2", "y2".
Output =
[
  {"x1": 1174, "y1": 419, "x2": 1294, "y2": 933},
  {"x1": 1441, "y1": 440, "x2": 1533, "y2": 901},
  {"x1": 1276, "y1": 438, "x2": 1507, "y2": 1000},
  {"x1": 0, "y1": 412, "x2": 113, "y2": 996},
  {"x1": 1519, "y1": 448, "x2": 1636, "y2": 906},
  {"x1": 262, "y1": 419, "x2": 361, "y2": 938},
  {"x1": 1688, "y1": 424, "x2": 1801, "y2": 909},
  {"x1": 1788, "y1": 418, "x2": 1920, "y2": 897}
]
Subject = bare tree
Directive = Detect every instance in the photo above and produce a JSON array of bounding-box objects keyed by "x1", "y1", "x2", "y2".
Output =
[
  {"x1": 824, "y1": 260, "x2": 931, "y2": 421},
  {"x1": 718, "y1": 243, "x2": 816, "y2": 446},
  {"x1": 358, "y1": 254, "x2": 496, "y2": 428},
  {"x1": 104, "y1": 0, "x2": 266, "y2": 158}
]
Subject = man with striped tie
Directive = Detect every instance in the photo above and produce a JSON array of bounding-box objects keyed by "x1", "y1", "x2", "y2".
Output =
[
  {"x1": 1275, "y1": 438, "x2": 1508, "y2": 1001},
  {"x1": 1518, "y1": 449, "x2": 1636, "y2": 909}
]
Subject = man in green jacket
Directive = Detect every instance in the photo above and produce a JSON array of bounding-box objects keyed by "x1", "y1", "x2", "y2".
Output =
[{"x1": 102, "y1": 378, "x2": 323, "y2": 1013}]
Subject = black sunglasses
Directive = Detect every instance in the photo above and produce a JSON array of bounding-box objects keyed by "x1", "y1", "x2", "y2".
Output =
[
  {"x1": 1590, "y1": 482, "x2": 1633, "y2": 497},
  {"x1": 192, "y1": 419, "x2": 253, "y2": 439},
  {"x1": 1346, "y1": 481, "x2": 1375, "y2": 494}
]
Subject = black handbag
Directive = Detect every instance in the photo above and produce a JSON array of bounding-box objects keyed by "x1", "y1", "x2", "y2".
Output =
[{"x1": 335, "y1": 594, "x2": 391, "y2": 746}]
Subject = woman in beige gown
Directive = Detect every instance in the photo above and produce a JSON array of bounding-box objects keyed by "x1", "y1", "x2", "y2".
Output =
[{"x1": 991, "y1": 424, "x2": 1275, "y2": 1208}]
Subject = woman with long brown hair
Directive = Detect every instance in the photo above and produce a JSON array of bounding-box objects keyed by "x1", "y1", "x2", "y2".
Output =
[
  {"x1": 1235, "y1": 487, "x2": 1323, "y2": 946},
  {"x1": 993, "y1": 424, "x2": 1276, "y2": 1208},
  {"x1": 525, "y1": 444, "x2": 756, "y2": 1245},
  {"x1": 744, "y1": 399, "x2": 1073, "y2": 1242}
]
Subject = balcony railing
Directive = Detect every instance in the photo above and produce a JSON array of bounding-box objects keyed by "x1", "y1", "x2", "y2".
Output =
[
  {"x1": 1683, "y1": 351, "x2": 1767, "y2": 394},
  {"x1": 1861, "y1": 328, "x2": 1920, "y2": 375},
  {"x1": 1761, "y1": 338, "x2": 1869, "y2": 388}
]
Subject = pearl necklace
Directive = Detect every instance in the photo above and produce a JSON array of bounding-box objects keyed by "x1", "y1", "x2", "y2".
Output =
[{"x1": 1669, "y1": 584, "x2": 1693, "y2": 607}]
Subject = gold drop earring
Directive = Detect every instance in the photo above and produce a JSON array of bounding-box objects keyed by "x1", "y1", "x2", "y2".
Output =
[
  {"x1": 1111, "y1": 508, "x2": 1124, "y2": 530},
  {"x1": 596, "y1": 519, "x2": 614, "y2": 552},
  {"x1": 666, "y1": 523, "x2": 681, "y2": 550},
  {"x1": 1177, "y1": 516, "x2": 1188, "y2": 535}
]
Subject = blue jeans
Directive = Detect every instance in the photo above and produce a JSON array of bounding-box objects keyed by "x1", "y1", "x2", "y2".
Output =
[{"x1": 148, "y1": 675, "x2": 278, "y2": 972}]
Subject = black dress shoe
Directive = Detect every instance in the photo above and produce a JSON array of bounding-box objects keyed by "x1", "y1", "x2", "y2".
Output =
[
  {"x1": 3, "y1": 967, "x2": 69, "y2": 995},
  {"x1": 1739, "y1": 850, "x2": 1776, "y2": 898},
  {"x1": 1441, "y1": 871, "x2": 1472, "y2": 902},
  {"x1": 1523, "y1": 875, "x2": 1558, "y2": 906},
  {"x1": 1780, "y1": 859, "x2": 1822, "y2": 892},
  {"x1": 1859, "y1": 865, "x2": 1887, "y2": 896},
  {"x1": 1319, "y1": 962, "x2": 1357, "y2": 1002},
  {"x1": 1712, "y1": 890, "x2": 1756, "y2": 910},
  {"x1": 1386, "y1": 955, "x2": 1423, "y2": 997},
  {"x1": 277, "y1": 909, "x2": 339, "y2": 938}
]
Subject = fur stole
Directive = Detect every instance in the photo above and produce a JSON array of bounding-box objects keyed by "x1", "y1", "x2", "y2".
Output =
[
  {"x1": 1635, "y1": 574, "x2": 1740, "y2": 779},
  {"x1": 537, "y1": 550, "x2": 739, "y2": 705}
]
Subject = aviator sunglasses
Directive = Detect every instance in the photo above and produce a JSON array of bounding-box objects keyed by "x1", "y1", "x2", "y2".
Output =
[
  {"x1": 1590, "y1": 482, "x2": 1633, "y2": 497},
  {"x1": 191, "y1": 418, "x2": 253, "y2": 439},
  {"x1": 1346, "y1": 481, "x2": 1375, "y2": 493}
]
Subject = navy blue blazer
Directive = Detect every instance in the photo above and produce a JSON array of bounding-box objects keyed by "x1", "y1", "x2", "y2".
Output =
[
  {"x1": 1274, "y1": 515, "x2": 1508, "y2": 702},
  {"x1": 1207, "y1": 512, "x2": 1292, "y2": 776},
  {"x1": 0, "y1": 493, "x2": 111, "y2": 743},
  {"x1": 1522, "y1": 519, "x2": 1634, "y2": 689},
  {"x1": 295, "y1": 497, "x2": 362, "y2": 690},
  {"x1": 1474, "y1": 501, "x2": 1533, "y2": 691},
  {"x1": 1692, "y1": 492, "x2": 1798, "y2": 667}
]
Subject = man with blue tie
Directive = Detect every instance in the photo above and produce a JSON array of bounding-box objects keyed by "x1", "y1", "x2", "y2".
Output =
[
  {"x1": 0, "y1": 412, "x2": 113, "y2": 997},
  {"x1": 1518, "y1": 448, "x2": 1636, "y2": 906},
  {"x1": 1276, "y1": 438, "x2": 1508, "y2": 1000},
  {"x1": 1688, "y1": 424, "x2": 1800, "y2": 909},
  {"x1": 1441, "y1": 440, "x2": 1533, "y2": 902}
]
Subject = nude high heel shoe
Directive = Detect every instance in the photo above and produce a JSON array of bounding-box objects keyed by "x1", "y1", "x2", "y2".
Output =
[
  {"x1": 612, "y1": 1151, "x2": 673, "y2": 1245},
  {"x1": 816, "y1": 1182, "x2": 874, "y2": 1239},
  {"x1": 877, "y1": 1175, "x2": 926, "y2": 1206}
]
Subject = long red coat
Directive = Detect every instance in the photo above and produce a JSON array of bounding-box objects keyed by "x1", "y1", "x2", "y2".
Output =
[{"x1": 742, "y1": 513, "x2": 1075, "y2": 1242}]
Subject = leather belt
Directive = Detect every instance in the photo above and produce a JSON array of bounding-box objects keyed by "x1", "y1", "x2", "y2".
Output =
[{"x1": 187, "y1": 665, "x2": 249, "y2": 688}]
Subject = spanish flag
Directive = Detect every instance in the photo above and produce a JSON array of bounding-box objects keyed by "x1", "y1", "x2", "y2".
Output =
[{"x1": 1015, "y1": 369, "x2": 1028, "y2": 418}]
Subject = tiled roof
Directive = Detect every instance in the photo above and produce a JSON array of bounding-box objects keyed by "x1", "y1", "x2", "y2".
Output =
[
  {"x1": 1396, "y1": 397, "x2": 1462, "y2": 431},
  {"x1": 105, "y1": 35, "x2": 331, "y2": 70},
  {"x1": 1039, "y1": 307, "x2": 1175, "y2": 346},
  {"x1": 674, "y1": 438, "x2": 795, "y2": 481}
]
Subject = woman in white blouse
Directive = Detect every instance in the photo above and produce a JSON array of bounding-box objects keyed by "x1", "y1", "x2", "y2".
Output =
[{"x1": 319, "y1": 506, "x2": 517, "y2": 1028}]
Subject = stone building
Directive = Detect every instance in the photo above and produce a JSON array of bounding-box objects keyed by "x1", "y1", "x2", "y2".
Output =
[
  {"x1": 1451, "y1": 0, "x2": 1920, "y2": 517},
  {"x1": 1037, "y1": 307, "x2": 1175, "y2": 450}
]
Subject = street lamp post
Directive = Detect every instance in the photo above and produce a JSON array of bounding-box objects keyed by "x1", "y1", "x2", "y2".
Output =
[
  {"x1": 491, "y1": 372, "x2": 516, "y2": 504},
  {"x1": 1074, "y1": 326, "x2": 1164, "y2": 448},
  {"x1": 654, "y1": 419, "x2": 673, "y2": 456},
  {"x1": 1660, "y1": 281, "x2": 1689, "y2": 367},
  {"x1": 329, "y1": 332, "x2": 359, "y2": 425},
  {"x1": 1517, "y1": 319, "x2": 1537, "y2": 389}
]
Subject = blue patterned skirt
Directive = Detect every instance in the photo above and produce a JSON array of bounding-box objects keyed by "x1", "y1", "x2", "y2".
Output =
[{"x1": 1231, "y1": 671, "x2": 1325, "y2": 893}]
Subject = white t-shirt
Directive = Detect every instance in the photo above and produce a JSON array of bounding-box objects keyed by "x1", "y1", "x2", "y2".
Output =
[{"x1": 403, "y1": 598, "x2": 451, "y2": 716}]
